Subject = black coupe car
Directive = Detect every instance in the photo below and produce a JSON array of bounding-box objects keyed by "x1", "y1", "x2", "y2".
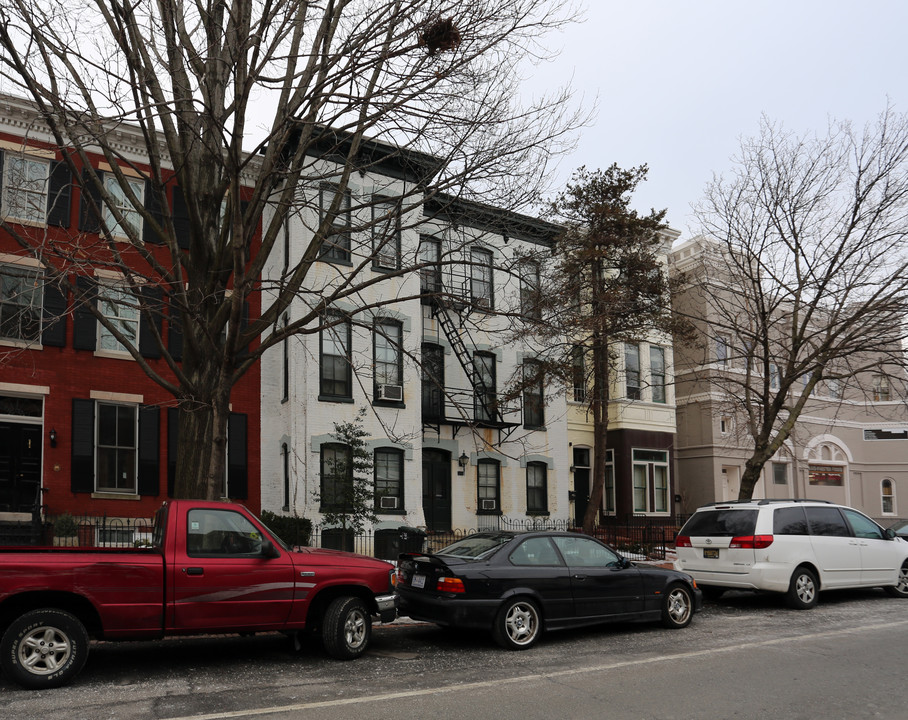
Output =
[{"x1": 396, "y1": 531, "x2": 702, "y2": 650}]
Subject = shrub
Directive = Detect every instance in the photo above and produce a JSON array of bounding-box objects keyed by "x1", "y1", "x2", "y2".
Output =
[
  {"x1": 53, "y1": 513, "x2": 79, "y2": 538},
  {"x1": 259, "y1": 510, "x2": 312, "y2": 547}
]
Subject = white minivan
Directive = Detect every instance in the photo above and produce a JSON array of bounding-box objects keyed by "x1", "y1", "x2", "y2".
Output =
[{"x1": 674, "y1": 499, "x2": 908, "y2": 608}]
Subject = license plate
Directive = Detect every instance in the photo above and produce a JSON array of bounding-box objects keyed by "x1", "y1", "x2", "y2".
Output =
[
  {"x1": 703, "y1": 548, "x2": 719, "y2": 559},
  {"x1": 412, "y1": 574, "x2": 426, "y2": 589}
]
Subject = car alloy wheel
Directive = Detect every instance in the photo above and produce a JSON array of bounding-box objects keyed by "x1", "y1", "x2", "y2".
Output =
[
  {"x1": 661, "y1": 584, "x2": 694, "y2": 628},
  {"x1": 884, "y1": 561, "x2": 908, "y2": 598},
  {"x1": 786, "y1": 566, "x2": 819, "y2": 609},
  {"x1": 494, "y1": 598, "x2": 541, "y2": 650}
]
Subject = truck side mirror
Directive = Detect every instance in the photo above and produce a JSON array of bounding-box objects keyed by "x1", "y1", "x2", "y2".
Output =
[{"x1": 261, "y1": 540, "x2": 281, "y2": 558}]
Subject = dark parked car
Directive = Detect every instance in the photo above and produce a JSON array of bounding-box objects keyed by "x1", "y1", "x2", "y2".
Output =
[
  {"x1": 888, "y1": 520, "x2": 908, "y2": 540},
  {"x1": 396, "y1": 531, "x2": 702, "y2": 650}
]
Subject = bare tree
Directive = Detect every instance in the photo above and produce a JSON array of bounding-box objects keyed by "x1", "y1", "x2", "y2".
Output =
[
  {"x1": 0, "y1": 0, "x2": 585, "y2": 499},
  {"x1": 688, "y1": 110, "x2": 908, "y2": 500},
  {"x1": 507, "y1": 165, "x2": 688, "y2": 531}
]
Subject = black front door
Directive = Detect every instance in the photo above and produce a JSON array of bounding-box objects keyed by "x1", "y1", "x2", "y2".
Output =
[
  {"x1": 0, "y1": 423, "x2": 42, "y2": 512},
  {"x1": 422, "y1": 449, "x2": 451, "y2": 532}
]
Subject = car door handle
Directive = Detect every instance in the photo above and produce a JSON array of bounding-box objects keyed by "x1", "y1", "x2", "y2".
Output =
[
  {"x1": 573, "y1": 574, "x2": 588, "y2": 581},
  {"x1": 183, "y1": 567, "x2": 204, "y2": 576}
]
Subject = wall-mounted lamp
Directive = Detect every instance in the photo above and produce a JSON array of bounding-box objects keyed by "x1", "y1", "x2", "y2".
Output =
[
  {"x1": 49, "y1": 428, "x2": 57, "y2": 448},
  {"x1": 457, "y1": 452, "x2": 469, "y2": 475}
]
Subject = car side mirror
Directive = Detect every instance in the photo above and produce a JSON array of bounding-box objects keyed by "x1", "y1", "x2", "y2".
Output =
[
  {"x1": 884, "y1": 528, "x2": 897, "y2": 540},
  {"x1": 261, "y1": 540, "x2": 281, "y2": 558}
]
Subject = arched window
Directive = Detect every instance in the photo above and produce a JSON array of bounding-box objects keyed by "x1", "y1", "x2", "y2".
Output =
[{"x1": 882, "y1": 478, "x2": 895, "y2": 515}]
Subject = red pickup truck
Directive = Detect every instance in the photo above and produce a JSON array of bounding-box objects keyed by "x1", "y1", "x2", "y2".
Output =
[{"x1": 0, "y1": 500, "x2": 397, "y2": 689}]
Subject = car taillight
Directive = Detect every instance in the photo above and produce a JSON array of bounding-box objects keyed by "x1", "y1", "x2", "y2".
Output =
[
  {"x1": 436, "y1": 576, "x2": 465, "y2": 593},
  {"x1": 729, "y1": 535, "x2": 773, "y2": 549},
  {"x1": 675, "y1": 535, "x2": 692, "y2": 548}
]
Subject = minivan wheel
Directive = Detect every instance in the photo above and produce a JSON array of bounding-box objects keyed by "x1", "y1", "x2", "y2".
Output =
[
  {"x1": 883, "y1": 561, "x2": 908, "y2": 598},
  {"x1": 785, "y1": 566, "x2": 819, "y2": 609}
]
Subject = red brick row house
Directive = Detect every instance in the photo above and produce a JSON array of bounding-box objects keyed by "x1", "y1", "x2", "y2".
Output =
[{"x1": 0, "y1": 95, "x2": 260, "y2": 531}]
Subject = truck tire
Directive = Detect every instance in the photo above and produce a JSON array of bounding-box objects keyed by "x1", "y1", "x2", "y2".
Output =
[
  {"x1": 321, "y1": 596, "x2": 371, "y2": 660},
  {"x1": 0, "y1": 608, "x2": 90, "y2": 689}
]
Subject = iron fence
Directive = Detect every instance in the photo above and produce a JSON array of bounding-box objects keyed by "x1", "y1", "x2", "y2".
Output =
[{"x1": 3, "y1": 511, "x2": 684, "y2": 562}]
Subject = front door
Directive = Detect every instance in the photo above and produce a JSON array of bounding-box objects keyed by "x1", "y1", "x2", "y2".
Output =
[
  {"x1": 422, "y1": 449, "x2": 451, "y2": 532},
  {"x1": 0, "y1": 422, "x2": 42, "y2": 512}
]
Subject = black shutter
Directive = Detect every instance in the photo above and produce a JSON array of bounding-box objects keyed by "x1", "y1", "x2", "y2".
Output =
[
  {"x1": 173, "y1": 186, "x2": 190, "y2": 249},
  {"x1": 142, "y1": 178, "x2": 166, "y2": 245},
  {"x1": 47, "y1": 161, "x2": 72, "y2": 227},
  {"x1": 167, "y1": 407, "x2": 178, "y2": 497},
  {"x1": 72, "y1": 276, "x2": 97, "y2": 351},
  {"x1": 41, "y1": 283, "x2": 67, "y2": 347},
  {"x1": 71, "y1": 399, "x2": 95, "y2": 493},
  {"x1": 227, "y1": 412, "x2": 248, "y2": 499},
  {"x1": 168, "y1": 306, "x2": 183, "y2": 361},
  {"x1": 78, "y1": 169, "x2": 103, "y2": 233},
  {"x1": 137, "y1": 406, "x2": 160, "y2": 496},
  {"x1": 138, "y1": 285, "x2": 163, "y2": 359}
]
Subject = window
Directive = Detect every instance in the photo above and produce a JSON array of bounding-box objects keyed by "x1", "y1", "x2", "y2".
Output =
[
  {"x1": 526, "y1": 462, "x2": 548, "y2": 513},
  {"x1": 421, "y1": 342, "x2": 445, "y2": 420},
  {"x1": 522, "y1": 360, "x2": 544, "y2": 428},
  {"x1": 808, "y1": 464, "x2": 844, "y2": 486},
  {"x1": 769, "y1": 363, "x2": 780, "y2": 390},
  {"x1": 650, "y1": 345, "x2": 666, "y2": 403},
  {"x1": 374, "y1": 319, "x2": 403, "y2": 400},
  {"x1": 720, "y1": 416, "x2": 731, "y2": 435},
  {"x1": 470, "y1": 247, "x2": 493, "y2": 309},
  {"x1": 96, "y1": 402, "x2": 137, "y2": 493},
  {"x1": 873, "y1": 375, "x2": 891, "y2": 402},
  {"x1": 571, "y1": 345, "x2": 586, "y2": 402},
  {"x1": 3, "y1": 155, "x2": 48, "y2": 224},
  {"x1": 632, "y1": 449, "x2": 669, "y2": 514},
  {"x1": 473, "y1": 352, "x2": 497, "y2": 422},
  {"x1": 477, "y1": 459, "x2": 500, "y2": 513},
  {"x1": 552, "y1": 535, "x2": 621, "y2": 568},
  {"x1": 320, "y1": 443, "x2": 352, "y2": 512},
  {"x1": 519, "y1": 259, "x2": 541, "y2": 320},
  {"x1": 320, "y1": 315, "x2": 352, "y2": 399},
  {"x1": 882, "y1": 478, "x2": 895, "y2": 515},
  {"x1": 104, "y1": 174, "x2": 144, "y2": 238},
  {"x1": 625, "y1": 343, "x2": 641, "y2": 400},
  {"x1": 774, "y1": 507, "x2": 809, "y2": 535},
  {"x1": 186, "y1": 508, "x2": 264, "y2": 556},
  {"x1": 716, "y1": 334, "x2": 730, "y2": 368},
  {"x1": 0, "y1": 264, "x2": 41, "y2": 342},
  {"x1": 281, "y1": 313, "x2": 289, "y2": 402},
  {"x1": 372, "y1": 198, "x2": 401, "y2": 269},
  {"x1": 827, "y1": 378, "x2": 841, "y2": 399},
  {"x1": 772, "y1": 462, "x2": 788, "y2": 486},
  {"x1": 375, "y1": 448, "x2": 404, "y2": 511},
  {"x1": 319, "y1": 183, "x2": 351, "y2": 262},
  {"x1": 805, "y1": 506, "x2": 849, "y2": 537},
  {"x1": 509, "y1": 537, "x2": 561, "y2": 566},
  {"x1": 603, "y1": 450, "x2": 615, "y2": 514},
  {"x1": 419, "y1": 237, "x2": 442, "y2": 296},
  {"x1": 97, "y1": 285, "x2": 139, "y2": 353}
]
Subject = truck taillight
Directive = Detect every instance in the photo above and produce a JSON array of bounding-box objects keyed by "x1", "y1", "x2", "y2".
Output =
[
  {"x1": 436, "y1": 576, "x2": 465, "y2": 593},
  {"x1": 729, "y1": 535, "x2": 774, "y2": 549},
  {"x1": 675, "y1": 535, "x2": 692, "y2": 548},
  {"x1": 390, "y1": 568, "x2": 398, "y2": 588}
]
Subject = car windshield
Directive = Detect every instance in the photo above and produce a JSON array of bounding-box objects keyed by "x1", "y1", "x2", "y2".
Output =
[
  {"x1": 436, "y1": 533, "x2": 513, "y2": 559},
  {"x1": 681, "y1": 509, "x2": 758, "y2": 537}
]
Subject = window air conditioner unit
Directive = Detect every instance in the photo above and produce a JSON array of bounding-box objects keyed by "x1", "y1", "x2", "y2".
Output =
[
  {"x1": 380, "y1": 496, "x2": 399, "y2": 510},
  {"x1": 481, "y1": 499, "x2": 497, "y2": 510},
  {"x1": 378, "y1": 384, "x2": 403, "y2": 401},
  {"x1": 473, "y1": 296, "x2": 491, "y2": 310},
  {"x1": 376, "y1": 251, "x2": 398, "y2": 269}
]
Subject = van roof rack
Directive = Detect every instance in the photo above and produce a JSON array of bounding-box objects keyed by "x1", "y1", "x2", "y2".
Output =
[{"x1": 702, "y1": 498, "x2": 831, "y2": 507}]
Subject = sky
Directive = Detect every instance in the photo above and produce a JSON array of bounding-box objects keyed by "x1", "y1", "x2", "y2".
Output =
[{"x1": 531, "y1": 0, "x2": 908, "y2": 238}]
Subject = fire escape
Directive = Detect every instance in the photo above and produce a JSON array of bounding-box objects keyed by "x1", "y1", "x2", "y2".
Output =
[{"x1": 421, "y1": 261, "x2": 521, "y2": 442}]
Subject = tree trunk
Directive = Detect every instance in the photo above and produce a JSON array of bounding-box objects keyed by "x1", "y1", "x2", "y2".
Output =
[{"x1": 582, "y1": 330, "x2": 610, "y2": 532}]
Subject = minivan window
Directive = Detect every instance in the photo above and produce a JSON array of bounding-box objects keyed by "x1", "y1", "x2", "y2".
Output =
[
  {"x1": 805, "y1": 507, "x2": 850, "y2": 537},
  {"x1": 774, "y1": 506, "x2": 809, "y2": 535},
  {"x1": 841, "y1": 508, "x2": 884, "y2": 540},
  {"x1": 680, "y1": 509, "x2": 758, "y2": 536}
]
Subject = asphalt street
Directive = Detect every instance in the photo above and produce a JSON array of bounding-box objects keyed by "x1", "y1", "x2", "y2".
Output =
[{"x1": 2, "y1": 588, "x2": 906, "y2": 720}]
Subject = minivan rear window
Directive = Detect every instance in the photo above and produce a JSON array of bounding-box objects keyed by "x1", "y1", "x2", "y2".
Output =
[
  {"x1": 680, "y1": 509, "x2": 758, "y2": 536},
  {"x1": 774, "y1": 506, "x2": 809, "y2": 535}
]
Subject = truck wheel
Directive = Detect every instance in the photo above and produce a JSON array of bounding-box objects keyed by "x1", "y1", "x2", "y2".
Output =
[
  {"x1": 0, "y1": 609, "x2": 89, "y2": 689},
  {"x1": 322, "y1": 596, "x2": 371, "y2": 660}
]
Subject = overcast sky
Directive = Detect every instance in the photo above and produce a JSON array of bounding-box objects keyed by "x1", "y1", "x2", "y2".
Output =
[{"x1": 532, "y1": 1, "x2": 908, "y2": 238}]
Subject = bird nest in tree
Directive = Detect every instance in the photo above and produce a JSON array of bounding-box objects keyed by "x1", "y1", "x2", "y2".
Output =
[{"x1": 420, "y1": 16, "x2": 462, "y2": 56}]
